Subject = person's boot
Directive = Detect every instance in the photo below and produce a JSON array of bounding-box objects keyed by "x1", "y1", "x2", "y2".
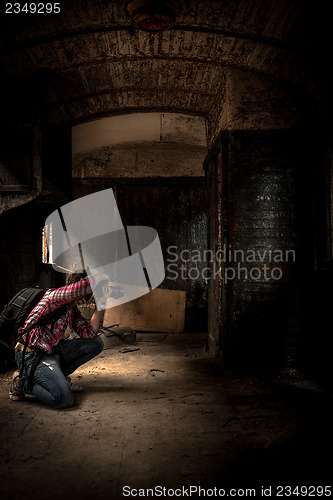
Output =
[
  {"x1": 9, "y1": 370, "x2": 25, "y2": 401},
  {"x1": 66, "y1": 376, "x2": 83, "y2": 392}
]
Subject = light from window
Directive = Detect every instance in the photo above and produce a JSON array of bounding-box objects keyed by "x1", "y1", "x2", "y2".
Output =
[{"x1": 42, "y1": 224, "x2": 53, "y2": 264}]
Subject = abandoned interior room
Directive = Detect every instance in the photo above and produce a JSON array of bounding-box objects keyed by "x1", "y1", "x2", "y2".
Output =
[{"x1": 0, "y1": 0, "x2": 332, "y2": 498}]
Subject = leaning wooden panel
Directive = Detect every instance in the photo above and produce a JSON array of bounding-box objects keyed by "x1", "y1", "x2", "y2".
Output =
[{"x1": 103, "y1": 289, "x2": 186, "y2": 333}]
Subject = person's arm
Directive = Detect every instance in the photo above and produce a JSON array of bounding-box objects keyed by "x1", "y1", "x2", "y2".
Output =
[
  {"x1": 89, "y1": 306, "x2": 101, "y2": 332},
  {"x1": 71, "y1": 301, "x2": 102, "y2": 338},
  {"x1": 45, "y1": 273, "x2": 109, "y2": 308},
  {"x1": 84, "y1": 294, "x2": 101, "y2": 332}
]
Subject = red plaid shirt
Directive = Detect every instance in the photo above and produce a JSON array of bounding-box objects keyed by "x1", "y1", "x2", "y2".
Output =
[{"x1": 19, "y1": 276, "x2": 101, "y2": 353}]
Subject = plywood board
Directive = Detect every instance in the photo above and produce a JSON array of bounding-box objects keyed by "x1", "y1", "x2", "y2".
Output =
[{"x1": 103, "y1": 288, "x2": 186, "y2": 333}]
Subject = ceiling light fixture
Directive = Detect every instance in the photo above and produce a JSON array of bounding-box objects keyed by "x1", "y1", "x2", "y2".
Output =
[{"x1": 126, "y1": 0, "x2": 182, "y2": 32}]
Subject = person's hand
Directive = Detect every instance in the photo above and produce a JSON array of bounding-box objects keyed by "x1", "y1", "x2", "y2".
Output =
[{"x1": 94, "y1": 296, "x2": 104, "y2": 310}]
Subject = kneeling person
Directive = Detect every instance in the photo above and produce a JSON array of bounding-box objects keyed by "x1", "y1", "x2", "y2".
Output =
[{"x1": 9, "y1": 272, "x2": 107, "y2": 409}]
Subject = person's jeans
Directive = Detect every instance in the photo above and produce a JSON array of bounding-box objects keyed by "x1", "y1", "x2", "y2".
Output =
[{"x1": 15, "y1": 336, "x2": 104, "y2": 409}]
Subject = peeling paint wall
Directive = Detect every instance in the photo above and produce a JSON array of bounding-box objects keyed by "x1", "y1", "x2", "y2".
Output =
[
  {"x1": 207, "y1": 68, "x2": 303, "y2": 147},
  {"x1": 73, "y1": 142, "x2": 206, "y2": 178}
]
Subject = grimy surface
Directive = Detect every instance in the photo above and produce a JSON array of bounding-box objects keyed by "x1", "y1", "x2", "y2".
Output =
[{"x1": 0, "y1": 333, "x2": 332, "y2": 500}]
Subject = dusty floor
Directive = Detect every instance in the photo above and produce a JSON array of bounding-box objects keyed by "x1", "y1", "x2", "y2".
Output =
[{"x1": 0, "y1": 333, "x2": 332, "y2": 500}]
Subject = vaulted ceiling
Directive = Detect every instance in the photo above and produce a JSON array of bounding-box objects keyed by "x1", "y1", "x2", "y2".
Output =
[{"x1": 0, "y1": 0, "x2": 332, "y2": 128}]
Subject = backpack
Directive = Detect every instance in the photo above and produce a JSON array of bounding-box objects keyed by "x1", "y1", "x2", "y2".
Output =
[
  {"x1": 0, "y1": 287, "x2": 68, "y2": 389},
  {"x1": 0, "y1": 288, "x2": 47, "y2": 349}
]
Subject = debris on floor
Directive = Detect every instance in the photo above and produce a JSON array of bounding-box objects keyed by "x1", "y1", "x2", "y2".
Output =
[{"x1": 0, "y1": 333, "x2": 332, "y2": 500}]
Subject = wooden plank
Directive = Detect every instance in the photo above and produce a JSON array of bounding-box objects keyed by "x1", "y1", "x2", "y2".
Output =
[{"x1": 103, "y1": 288, "x2": 186, "y2": 333}]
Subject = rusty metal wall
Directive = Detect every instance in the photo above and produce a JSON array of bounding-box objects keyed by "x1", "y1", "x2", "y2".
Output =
[{"x1": 206, "y1": 129, "x2": 308, "y2": 369}]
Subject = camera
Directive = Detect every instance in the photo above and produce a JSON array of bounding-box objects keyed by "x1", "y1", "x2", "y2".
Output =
[
  {"x1": 108, "y1": 284, "x2": 125, "y2": 300},
  {"x1": 95, "y1": 280, "x2": 125, "y2": 302}
]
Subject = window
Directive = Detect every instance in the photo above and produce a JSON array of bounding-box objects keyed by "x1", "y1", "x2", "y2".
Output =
[{"x1": 42, "y1": 224, "x2": 53, "y2": 264}]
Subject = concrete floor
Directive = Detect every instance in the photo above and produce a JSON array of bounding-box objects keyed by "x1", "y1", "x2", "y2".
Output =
[{"x1": 0, "y1": 333, "x2": 332, "y2": 500}]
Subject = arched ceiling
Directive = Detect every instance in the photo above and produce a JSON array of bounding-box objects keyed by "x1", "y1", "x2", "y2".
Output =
[{"x1": 0, "y1": 0, "x2": 332, "y2": 127}]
